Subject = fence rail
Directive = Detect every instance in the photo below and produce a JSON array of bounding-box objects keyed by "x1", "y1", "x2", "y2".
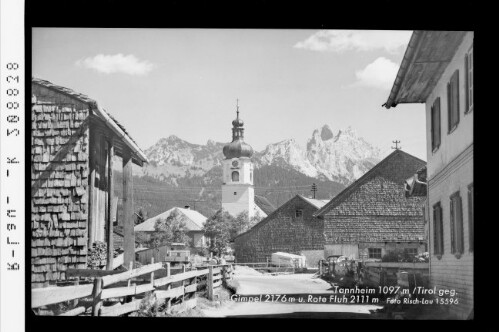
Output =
[{"x1": 32, "y1": 262, "x2": 234, "y2": 317}]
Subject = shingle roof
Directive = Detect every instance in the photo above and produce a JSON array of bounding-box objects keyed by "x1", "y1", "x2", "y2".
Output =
[
  {"x1": 299, "y1": 196, "x2": 329, "y2": 209},
  {"x1": 314, "y1": 149, "x2": 426, "y2": 217},
  {"x1": 32, "y1": 77, "x2": 147, "y2": 164},
  {"x1": 134, "y1": 207, "x2": 207, "y2": 232},
  {"x1": 233, "y1": 194, "x2": 326, "y2": 240},
  {"x1": 254, "y1": 195, "x2": 276, "y2": 215}
]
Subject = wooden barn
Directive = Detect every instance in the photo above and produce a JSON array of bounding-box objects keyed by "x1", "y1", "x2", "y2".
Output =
[
  {"x1": 313, "y1": 149, "x2": 427, "y2": 260},
  {"x1": 233, "y1": 195, "x2": 329, "y2": 266},
  {"x1": 31, "y1": 78, "x2": 148, "y2": 288}
]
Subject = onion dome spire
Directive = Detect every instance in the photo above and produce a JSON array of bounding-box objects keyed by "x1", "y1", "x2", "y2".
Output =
[{"x1": 223, "y1": 99, "x2": 254, "y2": 159}]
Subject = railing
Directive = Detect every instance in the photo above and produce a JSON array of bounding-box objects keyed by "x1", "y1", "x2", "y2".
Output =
[
  {"x1": 31, "y1": 261, "x2": 234, "y2": 316},
  {"x1": 234, "y1": 262, "x2": 296, "y2": 274}
]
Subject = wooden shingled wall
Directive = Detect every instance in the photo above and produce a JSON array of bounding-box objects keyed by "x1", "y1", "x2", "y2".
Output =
[
  {"x1": 31, "y1": 84, "x2": 90, "y2": 288},
  {"x1": 234, "y1": 196, "x2": 325, "y2": 263}
]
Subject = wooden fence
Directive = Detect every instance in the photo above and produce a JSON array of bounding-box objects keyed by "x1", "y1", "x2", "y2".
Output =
[{"x1": 31, "y1": 261, "x2": 234, "y2": 317}]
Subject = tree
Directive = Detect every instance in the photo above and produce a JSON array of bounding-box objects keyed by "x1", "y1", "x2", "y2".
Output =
[
  {"x1": 231, "y1": 210, "x2": 264, "y2": 238},
  {"x1": 203, "y1": 209, "x2": 235, "y2": 256},
  {"x1": 204, "y1": 209, "x2": 265, "y2": 256},
  {"x1": 146, "y1": 208, "x2": 191, "y2": 248}
]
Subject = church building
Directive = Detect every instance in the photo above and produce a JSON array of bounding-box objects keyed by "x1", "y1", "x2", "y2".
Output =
[{"x1": 221, "y1": 103, "x2": 272, "y2": 219}]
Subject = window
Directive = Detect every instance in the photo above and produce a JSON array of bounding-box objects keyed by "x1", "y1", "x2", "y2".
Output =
[
  {"x1": 468, "y1": 184, "x2": 474, "y2": 252},
  {"x1": 465, "y1": 45, "x2": 473, "y2": 113},
  {"x1": 250, "y1": 171, "x2": 252, "y2": 182},
  {"x1": 431, "y1": 97, "x2": 441, "y2": 151},
  {"x1": 447, "y1": 70, "x2": 460, "y2": 133},
  {"x1": 233, "y1": 192, "x2": 237, "y2": 196},
  {"x1": 295, "y1": 209, "x2": 303, "y2": 218},
  {"x1": 368, "y1": 248, "x2": 382, "y2": 259},
  {"x1": 450, "y1": 191, "x2": 464, "y2": 256},
  {"x1": 433, "y1": 202, "x2": 444, "y2": 256},
  {"x1": 231, "y1": 171, "x2": 239, "y2": 182},
  {"x1": 404, "y1": 248, "x2": 418, "y2": 257}
]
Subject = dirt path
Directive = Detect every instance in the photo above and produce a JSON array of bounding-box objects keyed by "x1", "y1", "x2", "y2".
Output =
[{"x1": 201, "y1": 272, "x2": 383, "y2": 318}]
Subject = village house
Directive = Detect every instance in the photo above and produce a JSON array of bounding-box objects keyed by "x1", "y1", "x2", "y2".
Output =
[
  {"x1": 233, "y1": 195, "x2": 329, "y2": 267},
  {"x1": 31, "y1": 78, "x2": 148, "y2": 288},
  {"x1": 313, "y1": 149, "x2": 427, "y2": 261},
  {"x1": 383, "y1": 31, "x2": 473, "y2": 319},
  {"x1": 134, "y1": 206, "x2": 209, "y2": 249}
]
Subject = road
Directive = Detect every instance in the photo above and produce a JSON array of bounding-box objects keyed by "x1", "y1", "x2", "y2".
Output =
[{"x1": 201, "y1": 272, "x2": 383, "y2": 318}]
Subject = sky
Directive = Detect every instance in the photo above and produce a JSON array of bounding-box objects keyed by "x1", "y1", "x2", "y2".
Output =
[{"x1": 32, "y1": 29, "x2": 427, "y2": 160}]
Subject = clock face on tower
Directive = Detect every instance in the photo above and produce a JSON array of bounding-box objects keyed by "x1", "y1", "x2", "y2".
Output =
[{"x1": 232, "y1": 160, "x2": 239, "y2": 167}]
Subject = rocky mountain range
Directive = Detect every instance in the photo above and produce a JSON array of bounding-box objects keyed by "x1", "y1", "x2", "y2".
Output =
[
  {"x1": 139, "y1": 124, "x2": 381, "y2": 186},
  {"x1": 116, "y1": 125, "x2": 382, "y2": 218}
]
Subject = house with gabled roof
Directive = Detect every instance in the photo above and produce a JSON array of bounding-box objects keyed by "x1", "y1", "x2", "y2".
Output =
[
  {"x1": 233, "y1": 194, "x2": 329, "y2": 266},
  {"x1": 383, "y1": 31, "x2": 474, "y2": 319},
  {"x1": 31, "y1": 78, "x2": 148, "y2": 288},
  {"x1": 313, "y1": 149, "x2": 427, "y2": 261},
  {"x1": 135, "y1": 206, "x2": 208, "y2": 248}
]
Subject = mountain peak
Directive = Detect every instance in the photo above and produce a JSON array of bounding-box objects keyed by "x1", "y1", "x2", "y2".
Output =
[{"x1": 320, "y1": 124, "x2": 334, "y2": 141}]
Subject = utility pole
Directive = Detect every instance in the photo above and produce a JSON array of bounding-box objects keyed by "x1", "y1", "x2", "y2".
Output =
[
  {"x1": 392, "y1": 140, "x2": 401, "y2": 150},
  {"x1": 311, "y1": 183, "x2": 317, "y2": 199}
]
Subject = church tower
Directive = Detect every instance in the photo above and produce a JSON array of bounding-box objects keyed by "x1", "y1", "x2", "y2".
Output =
[{"x1": 222, "y1": 101, "x2": 256, "y2": 219}]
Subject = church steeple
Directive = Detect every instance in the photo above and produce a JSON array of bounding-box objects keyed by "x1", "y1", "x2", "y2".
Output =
[
  {"x1": 231, "y1": 99, "x2": 245, "y2": 140},
  {"x1": 223, "y1": 99, "x2": 254, "y2": 159}
]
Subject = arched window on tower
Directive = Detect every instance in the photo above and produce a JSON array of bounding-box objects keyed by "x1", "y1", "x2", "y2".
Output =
[
  {"x1": 232, "y1": 171, "x2": 239, "y2": 182},
  {"x1": 250, "y1": 171, "x2": 253, "y2": 182}
]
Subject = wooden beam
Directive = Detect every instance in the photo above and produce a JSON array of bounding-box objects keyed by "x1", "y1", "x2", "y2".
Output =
[
  {"x1": 87, "y1": 146, "x2": 96, "y2": 247},
  {"x1": 58, "y1": 306, "x2": 86, "y2": 316},
  {"x1": 106, "y1": 142, "x2": 114, "y2": 270},
  {"x1": 66, "y1": 269, "x2": 122, "y2": 278},
  {"x1": 122, "y1": 151, "x2": 135, "y2": 268},
  {"x1": 31, "y1": 284, "x2": 94, "y2": 308},
  {"x1": 101, "y1": 262, "x2": 163, "y2": 288}
]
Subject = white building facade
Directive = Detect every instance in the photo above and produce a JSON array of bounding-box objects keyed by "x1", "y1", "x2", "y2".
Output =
[
  {"x1": 384, "y1": 31, "x2": 474, "y2": 319},
  {"x1": 221, "y1": 104, "x2": 265, "y2": 219}
]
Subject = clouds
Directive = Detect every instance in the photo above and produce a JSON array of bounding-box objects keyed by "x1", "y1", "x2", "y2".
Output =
[
  {"x1": 352, "y1": 57, "x2": 399, "y2": 90},
  {"x1": 76, "y1": 54, "x2": 154, "y2": 75},
  {"x1": 294, "y1": 30, "x2": 411, "y2": 54}
]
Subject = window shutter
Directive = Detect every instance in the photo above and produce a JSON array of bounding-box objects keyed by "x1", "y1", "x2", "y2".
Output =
[
  {"x1": 465, "y1": 54, "x2": 469, "y2": 112},
  {"x1": 454, "y1": 70, "x2": 460, "y2": 125},
  {"x1": 435, "y1": 98, "x2": 441, "y2": 148},
  {"x1": 431, "y1": 105, "x2": 435, "y2": 150},
  {"x1": 433, "y1": 206, "x2": 438, "y2": 254},
  {"x1": 447, "y1": 82, "x2": 452, "y2": 132},
  {"x1": 450, "y1": 198, "x2": 455, "y2": 254},
  {"x1": 468, "y1": 185, "x2": 474, "y2": 252},
  {"x1": 458, "y1": 195, "x2": 464, "y2": 254}
]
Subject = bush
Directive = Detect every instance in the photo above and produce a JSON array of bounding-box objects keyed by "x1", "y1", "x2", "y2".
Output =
[{"x1": 381, "y1": 249, "x2": 424, "y2": 263}]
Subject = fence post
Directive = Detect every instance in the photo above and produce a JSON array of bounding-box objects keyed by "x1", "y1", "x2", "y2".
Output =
[
  {"x1": 165, "y1": 262, "x2": 171, "y2": 311},
  {"x1": 181, "y1": 264, "x2": 186, "y2": 302},
  {"x1": 207, "y1": 266, "x2": 214, "y2": 301},
  {"x1": 150, "y1": 257, "x2": 155, "y2": 287},
  {"x1": 91, "y1": 277, "x2": 103, "y2": 316},
  {"x1": 319, "y1": 260, "x2": 322, "y2": 276}
]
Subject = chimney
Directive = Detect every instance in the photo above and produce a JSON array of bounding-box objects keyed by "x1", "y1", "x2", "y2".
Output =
[{"x1": 184, "y1": 205, "x2": 190, "y2": 210}]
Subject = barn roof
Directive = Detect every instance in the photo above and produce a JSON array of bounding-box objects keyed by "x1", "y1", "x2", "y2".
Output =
[
  {"x1": 299, "y1": 196, "x2": 329, "y2": 209},
  {"x1": 383, "y1": 31, "x2": 467, "y2": 109},
  {"x1": 233, "y1": 194, "x2": 328, "y2": 240},
  {"x1": 314, "y1": 149, "x2": 426, "y2": 217},
  {"x1": 135, "y1": 207, "x2": 207, "y2": 232},
  {"x1": 254, "y1": 195, "x2": 276, "y2": 215},
  {"x1": 32, "y1": 77, "x2": 148, "y2": 166}
]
